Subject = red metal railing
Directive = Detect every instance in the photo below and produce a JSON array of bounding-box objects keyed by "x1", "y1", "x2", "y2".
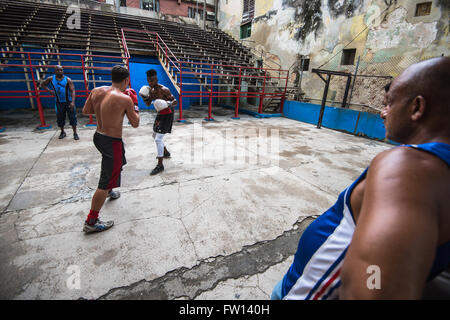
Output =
[
  {"x1": 121, "y1": 28, "x2": 289, "y2": 121},
  {"x1": 0, "y1": 50, "x2": 128, "y2": 129}
]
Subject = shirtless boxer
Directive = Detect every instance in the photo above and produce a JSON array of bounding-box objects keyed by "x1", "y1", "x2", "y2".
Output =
[
  {"x1": 81, "y1": 65, "x2": 139, "y2": 233},
  {"x1": 139, "y1": 69, "x2": 177, "y2": 175}
]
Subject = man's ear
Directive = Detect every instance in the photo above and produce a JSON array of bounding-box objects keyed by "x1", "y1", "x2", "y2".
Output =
[{"x1": 410, "y1": 95, "x2": 426, "y2": 121}]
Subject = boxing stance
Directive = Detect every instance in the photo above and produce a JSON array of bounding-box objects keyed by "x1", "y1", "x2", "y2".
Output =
[
  {"x1": 40, "y1": 65, "x2": 78, "y2": 140},
  {"x1": 81, "y1": 65, "x2": 139, "y2": 233},
  {"x1": 139, "y1": 69, "x2": 177, "y2": 175}
]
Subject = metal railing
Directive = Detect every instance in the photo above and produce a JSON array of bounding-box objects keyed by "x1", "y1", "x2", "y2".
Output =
[
  {"x1": 121, "y1": 28, "x2": 289, "y2": 121},
  {"x1": 0, "y1": 50, "x2": 128, "y2": 128}
]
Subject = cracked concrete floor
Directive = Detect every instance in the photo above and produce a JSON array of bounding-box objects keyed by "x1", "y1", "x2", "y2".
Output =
[{"x1": 0, "y1": 108, "x2": 391, "y2": 299}]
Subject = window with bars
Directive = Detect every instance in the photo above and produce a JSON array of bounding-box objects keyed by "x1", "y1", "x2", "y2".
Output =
[
  {"x1": 120, "y1": 0, "x2": 127, "y2": 7},
  {"x1": 242, "y1": 0, "x2": 255, "y2": 24},
  {"x1": 142, "y1": 0, "x2": 159, "y2": 12},
  {"x1": 188, "y1": 7, "x2": 203, "y2": 18}
]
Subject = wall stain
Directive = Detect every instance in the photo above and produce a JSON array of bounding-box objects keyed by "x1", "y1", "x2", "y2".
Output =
[
  {"x1": 328, "y1": 0, "x2": 363, "y2": 19},
  {"x1": 253, "y1": 10, "x2": 278, "y2": 23},
  {"x1": 281, "y1": 0, "x2": 363, "y2": 41}
]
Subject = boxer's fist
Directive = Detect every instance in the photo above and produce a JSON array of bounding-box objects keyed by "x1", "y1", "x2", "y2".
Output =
[
  {"x1": 124, "y1": 88, "x2": 138, "y2": 106},
  {"x1": 154, "y1": 99, "x2": 168, "y2": 112},
  {"x1": 139, "y1": 85, "x2": 151, "y2": 102}
]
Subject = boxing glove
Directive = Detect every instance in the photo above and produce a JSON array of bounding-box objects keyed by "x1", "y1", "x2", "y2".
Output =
[
  {"x1": 139, "y1": 85, "x2": 151, "y2": 103},
  {"x1": 153, "y1": 99, "x2": 168, "y2": 112},
  {"x1": 124, "y1": 88, "x2": 138, "y2": 106}
]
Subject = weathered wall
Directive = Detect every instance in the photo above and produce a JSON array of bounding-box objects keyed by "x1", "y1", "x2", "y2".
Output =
[
  {"x1": 217, "y1": 0, "x2": 449, "y2": 111},
  {"x1": 26, "y1": 0, "x2": 216, "y2": 25}
]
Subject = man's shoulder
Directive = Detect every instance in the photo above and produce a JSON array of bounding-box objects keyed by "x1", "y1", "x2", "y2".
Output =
[
  {"x1": 92, "y1": 86, "x2": 111, "y2": 94},
  {"x1": 110, "y1": 89, "x2": 133, "y2": 105},
  {"x1": 369, "y1": 144, "x2": 448, "y2": 182},
  {"x1": 157, "y1": 84, "x2": 170, "y2": 92},
  {"x1": 373, "y1": 145, "x2": 446, "y2": 165}
]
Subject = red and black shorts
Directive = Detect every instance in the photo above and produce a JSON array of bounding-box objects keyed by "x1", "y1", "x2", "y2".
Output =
[{"x1": 93, "y1": 131, "x2": 127, "y2": 190}]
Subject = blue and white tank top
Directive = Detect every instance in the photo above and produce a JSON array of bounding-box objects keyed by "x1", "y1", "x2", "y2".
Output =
[
  {"x1": 282, "y1": 142, "x2": 450, "y2": 300},
  {"x1": 50, "y1": 75, "x2": 72, "y2": 103}
]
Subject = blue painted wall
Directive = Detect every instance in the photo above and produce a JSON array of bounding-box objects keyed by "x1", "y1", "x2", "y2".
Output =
[
  {"x1": 283, "y1": 100, "x2": 388, "y2": 142},
  {"x1": 178, "y1": 62, "x2": 220, "y2": 107},
  {"x1": 129, "y1": 57, "x2": 182, "y2": 111}
]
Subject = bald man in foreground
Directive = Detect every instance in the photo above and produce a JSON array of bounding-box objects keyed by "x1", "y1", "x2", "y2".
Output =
[
  {"x1": 272, "y1": 57, "x2": 450, "y2": 299},
  {"x1": 82, "y1": 65, "x2": 140, "y2": 233}
]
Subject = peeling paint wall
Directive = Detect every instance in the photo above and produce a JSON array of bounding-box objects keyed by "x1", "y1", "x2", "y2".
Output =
[{"x1": 217, "y1": 0, "x2": 449, "y2": 111}]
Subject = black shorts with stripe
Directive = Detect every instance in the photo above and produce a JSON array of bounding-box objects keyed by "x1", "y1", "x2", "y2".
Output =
[
  {"x1": 93, "y1": 132, "x2": 127, "y2": 190},
  {"x1": 153, "y1": 112, "x2": 174, "y2": 134}
]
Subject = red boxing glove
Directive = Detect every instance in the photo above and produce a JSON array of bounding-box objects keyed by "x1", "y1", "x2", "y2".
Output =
[{"x1": 124, "y1": 88, "x2": 138, "y2": 106}]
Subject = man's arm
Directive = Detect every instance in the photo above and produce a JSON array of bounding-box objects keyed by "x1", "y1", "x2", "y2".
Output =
[
  {"x1": 82, "y1": 90, "x2": 95, "y2": 115},
  {"x1": 39, "y1": 77, "x2": 54, "y2": 96},
  {"x1": 163, "y1": 88, "x2": 177, "y2": 107},
  {"x1": 144, "y1": 96, "x2": 153, "y2": 107},
  {"x1": 68, "y1": 78, "x2": 76, "y2": 110},
  {"x1": 124, "y1": 96, "x2": 140, "y2": 128},
  {"x1": 340, "y1": 148, "x2": 441, "y2": 299}
]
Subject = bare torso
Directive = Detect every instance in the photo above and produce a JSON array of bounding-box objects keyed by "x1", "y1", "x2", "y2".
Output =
[
  {"x1": 83, "y1": 86, "x2": 136, "y2": 138},
  {"x1": 150, "y1": 84, "x2": 173, "y2": 101}
]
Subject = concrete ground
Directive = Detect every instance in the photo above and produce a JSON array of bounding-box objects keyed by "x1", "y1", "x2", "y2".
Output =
[{"x1": 0, "y1": 106, "x2": 391, "y2": 300}]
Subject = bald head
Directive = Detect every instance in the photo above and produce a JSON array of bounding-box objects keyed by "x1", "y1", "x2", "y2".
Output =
[
  {"x1": 55, "y1": 65, "x2": 64, "y2": 78},
  {"x1": 394, "y1": 56, "x2": 450, "y2": 116},
  {"x1": 382, "y1": 57, "x2": 450, "y2": 143}
]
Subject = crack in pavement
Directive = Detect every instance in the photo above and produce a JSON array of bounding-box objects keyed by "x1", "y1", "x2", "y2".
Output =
[
  {"x1": 1, "y1": 130, "x2": 57, "y2": 216},
  {"x1": 94, "y1": 216, "x2": 315, "y2": 300}
]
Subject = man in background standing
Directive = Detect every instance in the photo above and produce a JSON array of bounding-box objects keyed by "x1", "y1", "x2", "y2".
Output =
[{"x1": 40, "y1": 65, "x2": 78, "y2": 140}]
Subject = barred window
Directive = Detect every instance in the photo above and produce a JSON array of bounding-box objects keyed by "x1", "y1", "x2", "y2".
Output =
[
  {"x1": 142, "y1": 0, "x2": 159, "y2": 12},
  {"x1": 242, "y1": 0, "x2": 255, "y2": 24}
]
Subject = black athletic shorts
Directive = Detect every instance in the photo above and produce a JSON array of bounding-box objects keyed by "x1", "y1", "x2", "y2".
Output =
[
  {"x1": 93, "y1": 131, "x2": 127, "y2": 190},
  {"x1": 153, "y1": 112, "x2": 174, "y2": 134}
]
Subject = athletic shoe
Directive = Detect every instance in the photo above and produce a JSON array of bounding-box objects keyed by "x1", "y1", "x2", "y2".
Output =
[
  {"x1": 74, "y1": 133, "x2": 79, "y2": 140},
  {"x1": 108, "y1": 190, "x2": 120, "y2": 199},
  {"x1": 150, "y1": 164, "x2": 164, "y2": 175},
  {"x1": 83, "y1": 219, "x2": 114, "y2": 233},
  {"x1": 59, "y1": 132, "x2": 66, "y2": 139}
]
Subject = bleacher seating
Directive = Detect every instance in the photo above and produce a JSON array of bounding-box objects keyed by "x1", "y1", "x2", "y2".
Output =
[{"x1": 0, "y1": 0, "x2": 286, "y2": 113}]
